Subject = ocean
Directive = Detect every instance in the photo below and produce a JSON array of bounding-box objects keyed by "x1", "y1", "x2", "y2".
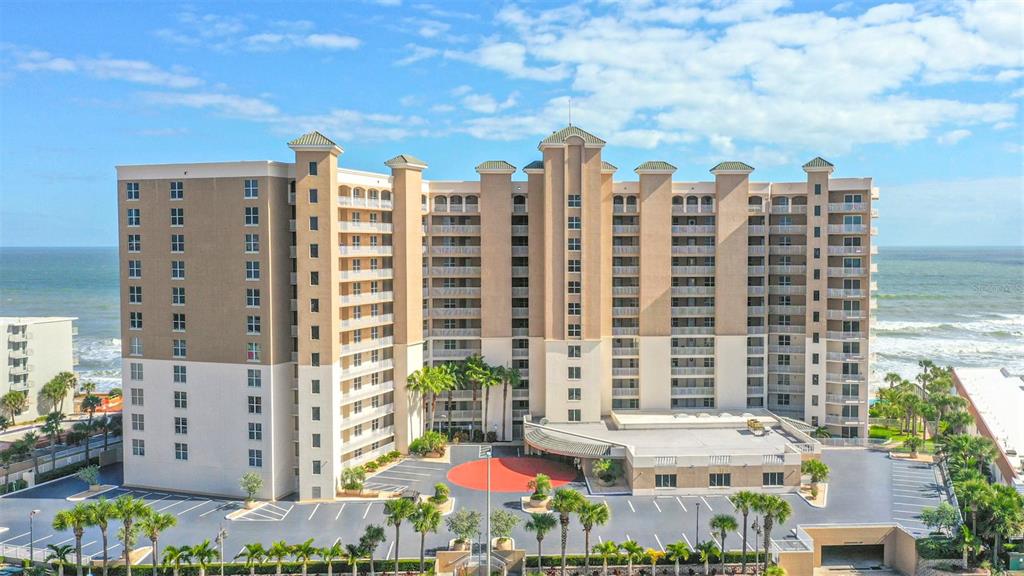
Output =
[{"x1": 0, "y1": 246, "x2": 1021, "y2": 390}]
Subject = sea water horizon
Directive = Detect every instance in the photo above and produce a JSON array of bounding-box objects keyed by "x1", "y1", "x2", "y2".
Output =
[{"x1": 1, "y1": 245, "x2": 1021, "y2": 391}]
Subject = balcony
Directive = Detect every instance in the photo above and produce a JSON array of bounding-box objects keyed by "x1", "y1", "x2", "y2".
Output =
[
  {"x1": 748, "y1": 225, "x2": 766, "y2": 235},
  {"x1": 671, "y1": 386, "x2": 715, "y2": 396},
  {"x1": 747, "y1": 285, "x2": 766, "y2": 296},
  {"x1": 768, "y1": 285, "x2": 804, "y2": 295},
  {"x1": 827, "y1": 331, "x2": 865, "y2": 341},
  {"x1": 828, "y1": 267, "x2": 866, "y2": 277},
  {"x1": 612, "y1": 366, "x2": 640, "y2": 377},
  {"x1": 430, "y1": 286, "x2": 481, "y2": 298},
  {"x1": 828, "y1": 203, "x2": 867, "y2": 213},
  {"x1": 747, "y1": 366, "x2": 764, "y2": 375},
  {"x1": 827, "y1": 351, "x2": 864, "y2": 362},
  {"x1": 431, "y1": 245, "x2": 481, "y2": 256},
  {"x1": 338, "y1": 245, "x2": 393, "y2": 256},
  {"x1": 613, "y1": 245, "x2": 640, "y2": 255},
  {"x1": 432, "y1": 204, "x2": 479, "y2": 213},
  {"x1": 512, "y1": 266, "x2": 529, "y2": 277},
  {"x1": 748, "y1": 266, "x2": 765, "y2": 276},
  {"x1": 613, "y1": 286, "x2": 640, "y2": 296},
  {"x1": 672, "y1": 366, "x2": 714, "y2": 376},
  {"x1": 339, "y1": 380, "x2": 396, "y2": 406},
  {"x1": 431, "y1": 307, "x2": 481, "y2": 318},
  {"x1": 512, "y1": 246, "x2": 529, "y2": 257},
  {"x1": 827, "y1": 288, "x2": 865, "y2": 299},
  {"x1": 828, "y1": 372, "x2": 867, "y2": 383},
  {"x1": 748, "y1": 204, "x2": 765, "y2": 214},
  {"x1": 612, "y1": 225, "x2": 639, "y2": 235},
  {"x1": 747, "y1": 346, "x2": 765, "y2": 355},
  {"x1": 345, "y1": 425, "x2": 397, "y2": 452},
  {"x1": 747, "y1": 306, "x2": 765, "y2": 316},
  {"x1": 769, "y1": 245, "x2": 807, "y2": 255},
  {"x1": 672, "y1": 346, "x2": 715, "y2": 356},
  {"x1": 613, "y1": 307, "x2": 639, "y2": 317},
  {"x1": 672, "y1": 266, "x2": 715, "y2": 275},
  {"x1": 672, "y1": 245, "x2": 714, "y2": 255},
  {"x1": 340, "y1": 337, "x2": 394, "y2": 356},
  {"x1": 769, "y1": 345, "x2": 805, "y2": 354},
  {"x1": 429, "y1": 266, "x2": 481, "y2": 277},
  {"x1": 430, "y1": 225, "x2": 481, "y2": 235},
  {"x1": 613, "y1": 205, "x2": 639, "y2": 214},
  {"x1": 613, "y1": 266, "x2": 639, "y2": 275},
  {"x1": 511, "y1": 225, "x2": 529, "y2": 236},
  {"x1": 342, "y1": 359, "x2": 395, "y2": 379},
  {"x1": 338, "y1": 197, "x2": 393, "y2": 210},
  {"x1": 827, "y1": 245, "x2": 867, "y2": 256},
  {"x1": 512, "y1": 348, "x2": 529, "y2": 358},
  {"x1": 512, "y1": 204, "x2": 528, "y2": 214},
  {"x1": 769, "y1": 325, "x2": 805, "y2": 334},
  {"x1": 828, "y1": 224, "x2": 867, "y2": 234},
  {"x1": 511, "y1": 286, "x2": 529, "y2": 297},
  {"x1": 612, "y1": 388, "x2": 640, "y2": 398},
  {"x1": 339, "y1": 221, "x2": 393, "y2": 233},
  {"x1": 748, "y1": 245, "x2": 766, "y2": 256},
  {"x1": 826, "y1": 394, "x2": 863, "y2": 404},
  {"x1": 613, "y1": 326, "x2": 640, "y2": 336},
  {"x1": 340, "y1": 291, "x2": 393, "y2": 306},
  {"x1": 747, "y1": 386, "x2": 765, "y2": 396},
  {"x1": 671, "y1": 326, "x2": 714, "y2": 335},
  {"x1": 770, "y1": 205, "x2": 808, "y2": 214},
  {"x1": 613, "y1": 347, "x2": 639, "y2": 356},
  {"x1": 768, "y1": 364, "x2": 803, "y2": 374},
  {"x1": 430, "y1": 328, "x2": 481, "y2": 338},
  {"x1": 512, "y1": 308, "x2": 529, "y2": 318},
  {"x1": 673, "y1": 285, "x2": 715, "y2": 296},
  {"x1": 432, "y1": 348, "x2": 479, "y2": 359},
  {"x1": 672, "y1": 205, "x2": 715, "y2": 214},
  {"x1": 769, "y1": 225, "x2": 806, "y2": 234},
  {"x1": 672, "y1": 306, "x2": 714, "y2": 316},
  {"x1": 747, "y1": 325, "x2": 766, "y2": 334},
  {"x1": 512, "y1": 388, "x2": 529, "y2": 399},
  {"x1": 769, "y1": 305, "x2": 806, "y2": 314},
  {"x1": 341, "y1": 403, "x2": 395, "y2": 429},
  {"x1": 512, "y1": 327, "x2": 529, "y2": 337},
  {"x1": 825, "y1": 415, "x2": 865, "y2": 426},
  {"x1": 446, "y1": 410, "x2": 482, "y2": 421},
  {"x1": 339, "y1": 314, "x2": 394, "y2": 330},
  {"x1": 769, "y1": 264, "x2": 808, "y2": 275},
  {"x1": 827, "y1": 309, "x2": 866, "y2": 320},
  {"x1": 673, "y1": 225, "x2": 715, "y2": 235}
]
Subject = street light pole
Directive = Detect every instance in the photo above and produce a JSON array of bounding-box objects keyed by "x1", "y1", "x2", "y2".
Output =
[
  {"x1": 215, "y1": 525, "x2": 228, "y2": 576},
  {"x1": 29, "y1": 509, "x2": 40, "y2": 564},
  {"x1": 694, "y1": 501, "x2": 701, "y2": 546},
  {"x1": 484, "y1": 442, "x2": 493, "y2": 576}
]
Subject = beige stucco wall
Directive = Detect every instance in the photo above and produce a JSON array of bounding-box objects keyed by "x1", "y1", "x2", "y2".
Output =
[{"x1": 638, "y1": 172, "x2": 673, "y2": 336}]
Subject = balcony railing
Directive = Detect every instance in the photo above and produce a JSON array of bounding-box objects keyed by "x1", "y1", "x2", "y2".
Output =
[
  {"x1": 673, "y1": 225, "x2": 715, "y2": 235},
  {"x1": 826, "y1": 394, "x2": 863, "y2": 404},
  {"x1": 340, "y1": 337, "x2": 394, "y2": 356},
  {"x1": 828, "y1": 224, "x2": 867, "y2": 234},
  {"x1": 672, "y1": 245, "x2": 715, "y2": 255},
  {"x1": 612, "y1": 367, "x2": 640, "y2": 376},
  {"x1": 671, "y1": 326, "x2": 714, "y2": 335},
  {"x1": 338, "y1": 197, "x2": 393, "y2": 209},
  {"x1": 431, "y1": 245, "x2": 482, "y2": 256},
  {"x1": 339, "y1": 221, "x2": 393, "y2": 233},
  {"x1": 828, "y1": 372, "x2": 867, "y2": 383},
  {"x1": 613, "y1": 245, "x2": 640, "y2": 255},
  {"x1": 672, "y1": 266, "x2": 715, "y2": 275},
  {"x1": 827, "y1": 331, "x2": 865, "y2": 340},
  {"x1": 612, "y1": 388, "x2": 640, "y2": 398},
  {"x1": 769, "y1": 305, "x2": 806, "y2": 314},
  {"x1": 339, "y1": 268, "x2": 393, "y2": 281},
  {"x1": 613, "y1": 266, "x2": 639, "y2": 275},
  {"x1": 338, "y1": 245, "x2": 393, "y2": 256},
  {"x1": 430, "y1": 307, "x2": 481, "y2": 318},
  {"x1": 828, "y1": 203, "x2": 867, "y2": 213},
  {"x1": 430, "y1": 225, "x2": 481, "y2": 235},
  {"x1": 511, "y1": 225, "x2": 528, "y2": 235},
  {"x1": 770, "y1": 205, "x2": 808, "y2": 214},
  {"x1": 674, "y1": 285, "x2": 715, "y2": 296},
  {"x1": 769, "y1": 265, "x2": 806, "y2": 275},
  {"x1": 613, "y1": 347, "x2": 639, "y2": 356},
  {"x1": 433, "y1": 348, "x2": 479, "y2": 359},
  {"x1": 340, "y1": 291, "x2": 393, "y2": 306},
  {"x1": 613, "y1": 307, "x2": 639, "y2": 316},
  {"x1": 339, "y1": 314, "x2": 394, "y2": 330},
  {"x1": 612, "y1": 225, "x2": 639, "y2": 235},
  {"x1": 827, "y1": 309, "x2": 866, "y2": 320},
  {"x1": 430, "y1": 286, "x2": 481, "y2": 298},
  {"x1": 613, "y1": 286, "x2": 640, "y2": 296},
  {"x1": 429, "y1": 266, "x2": 481, "y2": 277},
  {"x1": 827, "y1": 245, "x2": 867, "y2": 256},
  {"x1": 769, "y1": 325, "x2": 805, "y2": 334},
  {"x1": 671, "y1": 386, "x2": 715, "y2": 396},
  {"x1": 829, "y1": 267, "x2": 866, "y2": 277},
  {"x1": 672, "y1": 366, "x2": 714, "y2": 376},
  {"x1": 430, "y1": 328, "x2": 481, "y2": 338},
  {"x1": 672, "y1": 346, "x2": 715, "y2": 356},
  {"x1": 769, "y1": 245, "x2": 806, "y2": 255},
  {"x1": 672, "y1": 205, "x2": 715, "y2": 214},
  {"x1": 672, "y1": 306, "x2": 714, "y2": 316},
  {"x1": 769, "y1": 225, "x2": 806, "y2": 234},
  {"x1": 827, "y1": 288, "x2": 865, "y2": 298}
]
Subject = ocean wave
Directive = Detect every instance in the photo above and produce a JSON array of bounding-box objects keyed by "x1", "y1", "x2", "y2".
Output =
[
  {"x1": 873, "y1": 315, "x2": 1024, "y2": 338},
  {"x1": 76, "y1": 337, "x2": 121, "y2": 363},
  {"x1": 873, "y1": 333, "x2": 1024, "y2": 381}
]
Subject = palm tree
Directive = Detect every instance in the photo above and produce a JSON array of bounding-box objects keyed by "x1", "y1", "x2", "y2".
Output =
[
  {"x1": 618, "y1": 540, "x2": 644, "y2": 576},
  {"x1": 359, "y1": 525, "x2": 386, "y2": 576},
  {"x1": 463, "y1": 354, "x2": 493, "y2": 437},
  {"x1": 267, "y1": 540, "x2": 292, "y2": 576},
  {"x1": 764, "y1": 566, "x2": 787, "y2": 576},
  {"x1": 86, "y1": 497, "x2": 117, "y2": 576},
  {"x1": 695, "y1": 541, "x2": 719, "y2": 576},
  {"x1": 52, "y1": 503, "x2": 91, "y2": 576},
  {"x1": 22, "y1": 431, "x2": 39, "y2": 472},
  {"x1": 1, "y1": 450, "x2": 12, "y2": 490},
  {"x1": 43, "y1": 411, "x2": 65, "y2": 471},
  {"x1": 188, "y1": 540, "x2": 218, "y2": 576},
  {"x1": 162, "y1": 546, "x2": 191, "y2": 576},
  {"x1": 578, "y1": 501, "x2": 610, "y2": 570},
  {"x1": 0, "y1": 390, "x2": 28, "y2": 423},
  {"x1": 44, "y1": 371, "x2": 77, "y2": 413},
  {"x1": 383, "y1": 498, "x2": 415, "y2": 576},
  {"x1": 343, "y1": 543, "x2": 362, "y2": 576},
  {"x1": 319, "y1": 542, "x2": 344, "y2": 576},
  {"x1": 113, "y1": 495, "x2": 151, "y2": 576},
  {"x1": 407, "y1": 364, "x2": 454, "y2": 433},
  {"x1": 445, "y1": 361, "x2": 465, "y2": 437},
  {"x1": 138, "y1": 512, "x2": 177, "y2": 576},
  {"x1": 958, "y1": 478, "x2": 993, "y2": 537},
  {"x1": 801, "y1": 459, "x2": 830, "y2": 492},
  {"x1": 756, "y1": 495, "x2": 792, "y2": 573},
  {"x1": 524, "y1": 512, "x2": 557, "y2": 571},
  {"x1": 709, "y1": 514, "x2": 738, "y2": 571},
  {"x1": 665, "y1": 541, "x2": 690, "y2": 576},
  {"x1": 646, "y1": 549, "x2": 664, "y2": 575},
  {"x1": 988, "y1": 484, "x2": 1024, "y2": 568},
  {"x1": 550, "y1": 488, "x2": 585, "y2": 576},
  {"x1": 291, "y1": 538, "x2": 317, "y2": 576},
  {"x1": 410, "y1": 502, "x2": 441, "y2": 575},
  {"x1": 592, "y1": 541, "x2": 620, "y2": 576},
  {"x1": 80, "y1": 394, "x2": 103, "y2": 461},
  {"x1": 495, "y1": 365, "x2": 520, "y2": 441},
  {"x1": 234, "y1": 543, "x2": 267, "y2": 576},
  {"x1": 46, "y1": 543, "x2": 75, "y2": 576},
  {"x1": 729, "y1": 491, "x2": 758, "y2": 574}
]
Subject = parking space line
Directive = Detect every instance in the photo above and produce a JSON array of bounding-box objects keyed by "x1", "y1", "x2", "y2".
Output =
[
  {"x1": 308, "y1": 503, "x2": 321, "y2": 521},
  {"x1": 392, "y1": 464, "x2": 446, "y2": 471},
  {"x1": 0, "y1": 531, "x2": 30, "y2": 545},
  {"x1": 54, "y1": 536, "x2": 76, "y2": 546},
  {"x1": 335, "y1": 503, "x2": 347, "y2": 521},
  {"x1": 156, "y1": 499, "x2": 187, "y2": 512},
  {"x1": 681, "y1": 532, "x2": 693, "y2": 551},
  {"x1": 371, "y1": 470, "x2": 433, "y2": 477},
  {"x1": 736, "y1": 531, "x2": 744, "y2": 542},
  {"x1": 279, "y1": 504, "x2": 295, "y2": 520},
  {"x1": 178, "y1": 499, "x2": 211, "y2": 515},
  {"x1": 363, "y1": 503, "x2": 373, "y2": 519},
  {"x1": 627, "y1": 500, "x2": 636, "y2": 513},
  {"x1": 654, "y1": 534, "x2": 664, "y2": 551},
  {"x1": 625, "y1": 533, "x2": 632, "y2": 542},
  {"x1": 675, "y1": 497, "x2": 687, "y2": 512},
  {"x1": 598, "y1": 536, "x2": 603, "y2": 544},
  {"x1": 386, "y1": 542, "x2": 394, "y2": 560},
  {"x1": 199, "y1": 504, "x2": 225, "y2": 518},
  {"x1": 148, "y1": 493, "x2": 174, "y2": 504},
  {"x1": 653, "y1": 500, "x2": 662, "y2": 513},
  {"x1": 700, "y1": 496, "x2": 713, "y2": 511},
  {"x1": 723, "y1": 496, "x2": 736, "y2": 510}
]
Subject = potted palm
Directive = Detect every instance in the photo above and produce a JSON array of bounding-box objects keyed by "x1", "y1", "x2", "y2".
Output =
[
  {"x1": 445, "y1": 509, "x2": 480, "y2": 552},
  {"x1": 490, "y1": 509, "x2": 519, "y2": 551},
  {"x1": 592, "y1": 459, "x2": 618, "y2": 487},
  {"x1": 239, "y1": 472, "x2": 262, "y2": 509},
  {"x1": 527, "y1": 473, "x2": 552, "y2": 506},
  {"x1": 77, "y1": 465, "x2": 101, "y2": 492}
]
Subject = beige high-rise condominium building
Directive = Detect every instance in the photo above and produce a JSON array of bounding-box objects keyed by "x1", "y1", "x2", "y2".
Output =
[
  {"x1": 1, "y1": 317, "x2": 78, "y2": 424},
  {"x1": 116, "y1": 126, "x2": 877, "y2": 500}
]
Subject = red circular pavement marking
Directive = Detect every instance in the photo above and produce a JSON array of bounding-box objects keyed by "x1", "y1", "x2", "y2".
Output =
[{"x1": 447, "y1": 457, "x2": 577, "y2": 493}]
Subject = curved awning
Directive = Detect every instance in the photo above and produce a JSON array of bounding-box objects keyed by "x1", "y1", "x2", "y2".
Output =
[{"x1": 524, "y1": 426, "x2": 617, "y2": 459}]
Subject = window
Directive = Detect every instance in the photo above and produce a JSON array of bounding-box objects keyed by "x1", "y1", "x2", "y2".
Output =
[
  {"x1": 763, "y1": 472, "x2": 784, "y2": 486},
  {"x1": 311, "y1": 406, "x2": 321, "y2": 421},
  {"x1": 174, "y1": 442, "x2": 189, "y2": 461},
  {"x1": 247, "y1": 315, "x2": 261, "y2": 335},
  {"x1": 655, "y1": 474, "x2": 677, "y2": 488},
  {"x1": 568, "y1": 281, "x2": 581, "y2": 294},
  {"x1": 310, "y1": 298, "x2": 320, "y2": 312},
  {"x1": 126, "y1": 208, "x2": 141, "y2": 227},
  {"x1": 174, "y1": 391, "x2": 188, "y2": 408},
  {"x1": 246, "y1": 288, "x2": 260, "y2": 307},
  {"x1": 709, "y1": 473, "x2": 731, "y2": 487},
  {"x1": 814, "y1": 183, "x2": 821, "y2": 195},
  {"x1": 126, "y1": 182, "x2": 139, "y2": 200},
  {"x1": 248, "y1": 449, "x2": 263, "y2": 467},
  {"x1": 568, "y1": 194, "x2": 581, "y2": 208},
  {"x1": 568, "y1": 409, "x2": 582, "y2": 422},
  {"x1": 312, "y1": 433, "x2": 320, "y2": 447},
  {"x1": 170, "y1": 207, "x2": 184, "y2": 227},
  {"x1": 567, "y1": 216, "x2": 581, "y2": 230},
  {"x1": 567, "y1": 238, "x2": 581, "y2": 251},
  {"x1": 127, "y1": 234, "x2": 141, "y2": 252},
  {"x1": 174, "y1": 416, "x2": 188, "y2": 435},
  {"x1": 129, "y1": 286, "x2": 143, "y2": 304},
  {"x1": 171, "y1": 260, "x2": 185, "y2": 279},
  {"x1": 130, "y1": 387, "x2": 144, "y2": 406},
  {"x1": 169, "y1": 181, "x2": 183, "y2": 200},
  {"x1": 248, "y1": 396, "x2": 262, "y2": 414},
  {"x1": 248, "y1": 369, "x2": 262, "y2": 388},
  {"x1": 131, "y1": 413, "x2": 145, "y2": 431},
  {"x1": 245, "y1": 234, "x2": 260, "y2": 253},
  {"x1": 309, "y1": 189, "x2": 318, "y2": 203},
  {"x1": 567, "y1": 366, "x2": 581, "y2": 379},
  {"x1": 167, "y1": 286, "x2": 185, "y2": 306},
  {"x1": 245, "y1": 206, "x2": 259, "y2": 226},
  {"x1": 311, "y1": 326, "x2": 320, "y2": 340},
  {"x1": 130, "y1": 337, "x2": 143, "y2": 356},
  {"x1": 309, "y1": 243, "x2": 319, "y2": 258},
  {"x1": 128, "y1": 260, "x2": 142, "y2": 278},
  {"x1": 172, "y1": 313, "x2": 186, "y2": 332},
  {"x1": 568, "y1": 388, "x2": 581, "y2": 401},
  {"x1": 172, "y1": 339, "x2": 186, "y2": 358},
  {"x1": 312, "y1": 460, "x2": 322, "y2": 475},
  {"x1": 247, "y1": 342, "x2": 261, "y2": 362},
  {"x1": 308, "y1": 161, "x2": 318, "y2": 176},
  {"x1": 129, "y1": 311, "x2": 143, "y2": 330},
  {"x1": 568, "y1": 345, "x2": 581, "y2": 358},
  {"x1": 246, "y1": 261, "x2": 260, "y2": 280},
  {"x1": 310, "y1": 271, "x2": 319, "y2": 285},
  {"x1": 568, "y1": 324, "x2": 581, "y2": 337},
  {"x1": 568, "y1": 260, "x2": 581, "y2": 273},
  {"x1": 132, "y1": 438, "x2": 145, "y2": 456},
  {"x1": 170, "y1": 234, "x2": 185, "y2": 252},
  {"x1": 311, "y1": 352, "x2": 320, "y2": 367},
  {"x1": 568, "y1": 302, "x2": 581, "y2": 316},
  {"x1": 248, "y1": 423, "x2": 263, "y2": 440},
  {"x1": 130, "y1": 362, "x2": 143, "y2": 380},
  {"x1": 173, "y1": 365, "x2": 187, "y2": 383},
  {"x1": 244, "y1": 179, "x2": 259, "y2": 199},
  {"x1": 311, "y1": 380, "x2": 321, "y2": 393},
  {"x1": 309, "y1": 216, "x2": 319, "y2": 231}
]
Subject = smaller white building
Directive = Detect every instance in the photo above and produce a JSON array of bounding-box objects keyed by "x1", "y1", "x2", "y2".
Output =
[
  {"x1": 0, "y1": 317, "x2": 78, "y2": 423},
  {"x1": 952, "y1": 367, "x2": 1024, "y2": 494}
]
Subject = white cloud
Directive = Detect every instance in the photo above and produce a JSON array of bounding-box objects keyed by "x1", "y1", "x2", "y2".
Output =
[
  {"x1": 430, "y1": 104, "x2": 456, "y2": 113},
  {"x1": 450, "y1": 85, "x2": 473, "y2": 96},
  {"x1": 5, "y1": 46, "x2": 201, "y2": 88},
  {"x1": 144, "y1": 92, "x2": 279, "y2": 117},
  {"x1": 936, "y1": 129, "x2": 971, "y2": 145},
  {"x1": 155, "y1": 9, "x2": 360, "y2": 52},
  {"x1": 395, "y1": 44, "x2": 439, "y2": 66},
  {"x1": 445, "y1": 42, "x2": 568, "y2": 81},
  {"x1": 461, "y1": 91, "x2": 518, "y2": 114},
  {"x1": 304, "y1": 34, "x2": 360, "y2": 49},
  {"x1": 859, "y1": 3, "x2": 915, "y2": 25}
]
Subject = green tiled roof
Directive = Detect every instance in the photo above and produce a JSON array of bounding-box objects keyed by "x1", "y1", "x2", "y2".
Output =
[
  {"x1": 635, "y1": 160, "x2": 677, "y2": 172},
  {"x1": 288, "y1": 131, "x2": 337, "y2": 147},
  {"x1": 475, "y1": 160, "x2": 516, "y2": 171},
  {"x1": 803, "y1": 156, "x2": 834, "y2": 168},
  {"x1": 601, "y1": 161, "x2": 618, "y2": 172},
  {"x1": 710, "y1": 161, "x2": 755, "y2": 173},
  {"x1": 540, "y1": 125, "x2": 606, "y2": 146},
  {"x1": 524, "y1": 427, "x2": 614, "y2": 458},
  {"x1": 523, "y1": 160, "x2": 544, "y2": 171},
  {"x1": 385, "y1": 154, "x2": 427, "y2": 167}
]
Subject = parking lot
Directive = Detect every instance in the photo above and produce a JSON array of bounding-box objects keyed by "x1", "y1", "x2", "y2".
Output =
[{"x1": 0, "y1": 446, "x2": 947, "y2": 563}]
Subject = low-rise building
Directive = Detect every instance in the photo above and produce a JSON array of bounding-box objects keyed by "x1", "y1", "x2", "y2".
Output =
[
  {"x1": 0, "y1": 317, "x2": 78, "y2": 423},
  {"x1": 951, "y1": 367, "x2": 1024, "y2": 494}
]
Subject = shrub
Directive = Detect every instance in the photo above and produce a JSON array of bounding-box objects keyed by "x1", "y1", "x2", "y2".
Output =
[
  {"x1": 77, "y1": 465, "x2": 100, "y2": 486},
  {"x1": 490, "y1": 509, "x2": 519, "y2": 540},
  {"x1": 472, "y1": 430, "x2": 484, "y2": 443},
  {"x1": 364, "y1": 461, "x2": 379, "y2": 473},
  {"x1": 485, "y1": 431, "x2": 497, "y2": 443},
  {"x1": 1, "y1": 479, "x2": 28, "y2": 495},
  {"x1": 340, "y1": 466, "x2": 366, "y2": 491},
  {"x1": 446, "y1": 509, "x2": 481, "y2": 544},
  {"x1": 239, "y1": 472, "x2": 263, "y2": 502},
  {"x1": 387, "y1": 450, "x2": 401, "y2": 460},
  {"x1": 592, "y1": 459, "x2": 618, "y2": 482},
  {"x1": 430, "y1": 483, "x2": 450, "y2": 505},
  {"x1": 916, "y1": 536, "x2": 958, "y2": 560},
  {"x1": 410, "y1": 431, "x2": 447, "y2": 456},
  {"x1": 527, "y1": 473, "x2": 552, "y2": 499}
]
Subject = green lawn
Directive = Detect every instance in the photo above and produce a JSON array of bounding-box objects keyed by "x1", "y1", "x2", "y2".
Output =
[{"x1": 870, "y1": 425, "x2": 937, "y2": 453}]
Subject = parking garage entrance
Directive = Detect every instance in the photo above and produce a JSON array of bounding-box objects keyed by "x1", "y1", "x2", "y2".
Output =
[{"x1": 821, "y1": 544, "x2": 886, "y2": 570}]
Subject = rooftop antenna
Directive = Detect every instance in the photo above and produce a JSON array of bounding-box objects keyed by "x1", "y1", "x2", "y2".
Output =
[{"x1": 568, "y1": 96, "x2": 572, "y2": 126}]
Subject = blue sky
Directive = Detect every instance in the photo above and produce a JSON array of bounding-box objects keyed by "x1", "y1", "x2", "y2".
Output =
[{"x1": 1, "y1": 0, "x2": 1021, "y2": 247}]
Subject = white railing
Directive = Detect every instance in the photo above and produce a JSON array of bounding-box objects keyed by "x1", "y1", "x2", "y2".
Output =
[
  {"x1": 671, "y1": 386, "x2": 715, "y2": 396},
  {"x1": 338, "y1": 196, "x2": 393, "y2": 209}
]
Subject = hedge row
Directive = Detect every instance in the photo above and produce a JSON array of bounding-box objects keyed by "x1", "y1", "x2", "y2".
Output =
[
  {"x1": 1, "y1": 479, "x2": 29, "y2": 495},
  {"x1": 36, "y1": 457, "x2": 101, "y2": 484},
  {"x1": 29, "y1": 560, "x2": 434, "y2": 576},
  {"x1": 524, "y1": 552, "x2": 761, "y2": 568},
  {"x1": 916, "y1": 536, "x2": 958, "y2": 560}
]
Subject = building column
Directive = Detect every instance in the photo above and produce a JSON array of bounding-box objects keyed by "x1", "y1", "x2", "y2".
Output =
[{"x1": 804, "y1": 162, "x2": 832, "y2": 430}]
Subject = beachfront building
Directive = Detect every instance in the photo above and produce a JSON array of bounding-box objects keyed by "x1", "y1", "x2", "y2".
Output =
[
  {"x1": 116, "y1": 126, "x2": 878, "y2": 500},
  {"x1": 0, "y1": 316, "x2": 78, "y2": 424},
  {"x1": 952, "y1": 367, "x2": 1024, "y2": 494}
]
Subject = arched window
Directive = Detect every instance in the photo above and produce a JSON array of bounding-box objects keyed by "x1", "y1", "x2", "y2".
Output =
[
  {"x1": 701, "y1": 196, "x2": 714, "y2": 207},
  {"x1": 353, "y1": 187, "x2": 364, "y2": 199},
  {"x1": 672, "y1": 196, "x2": 684, "y2": 205},
  {"x1": 748, "y1": 196, "x2": 763, "y2": 206},
  {"x1": 433, "y1": 196, "x2": 447, "y2": 210},
  {"x1": 450, "y1": 195, "x2": 463, "y2": 206},
  {"x1": 626, "y1": 196, "x2": 638, "y2": 208},
  {"x1": 614, "y1": 196, "x2": 625, "y2": 207},
  {"x1": 465, "y1": 196, "x2": 478, "y2": 211},
  {"x1": 686, "y1": 196, "x2": 699, "y2": 206},
  {"x1": 775, "y1": 196, "x2": 789, "y2": 207},
  {"x1": 368, "y1": 189, "x2": 379, "y2": 200},
  {"x1": 381, "y1": 190, "x2": 392, "y2": 201},
  {"x1": 513, "y1": 195, "x2": 526, "y2": 206}
]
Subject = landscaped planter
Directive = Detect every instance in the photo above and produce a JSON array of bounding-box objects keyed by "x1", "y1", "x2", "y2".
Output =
[
  {"x1": 492, "y1": 538, "x2": 514, "y2": 552},
  {"x1": 596, "y1": 476, "x2": 616, "y2": 487},
  {"x1": 89, "y1": 484, "x2": 102, "y2": 492},
  {"x1": 449, "y1": 539, "x2": 471, "y2": 552}
]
